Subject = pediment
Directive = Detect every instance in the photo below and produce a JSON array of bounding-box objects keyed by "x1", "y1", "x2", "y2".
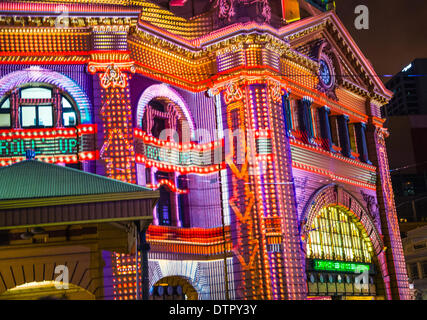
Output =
[{"x1": 282, "y1": 11, "x2": 392, "y2": 102}]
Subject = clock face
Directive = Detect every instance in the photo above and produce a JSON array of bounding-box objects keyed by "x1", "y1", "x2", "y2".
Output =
[{"x1": 319, "y1": 59, "x2": 333, "y2": 87}]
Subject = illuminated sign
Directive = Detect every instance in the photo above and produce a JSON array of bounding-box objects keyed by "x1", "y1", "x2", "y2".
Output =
[
  {"x1": 141, "y1": 141, "x2": 223, "y2": 168},
  {"x1": 0, "y1": 138, "x2": 78, "y2": 157},
  {"x1": 136, "y1": 129, "x2": 272, "y2": 169},
  {"x1": 313, "y1": 259, "x2": 370, "y2": 273},
  {"x1": 145, "y1": 145, "x2": 192, "y2": 166},
  {"x1": 0, "y1": 126, "x2": 98, "y2": 166}
]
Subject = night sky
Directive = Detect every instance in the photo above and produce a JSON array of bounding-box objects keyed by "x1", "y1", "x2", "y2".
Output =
[{"x1": 334, "y1": 0, "x2": 427, "y2": 80}]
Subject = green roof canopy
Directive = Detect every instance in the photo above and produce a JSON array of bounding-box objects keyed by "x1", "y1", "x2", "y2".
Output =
[
  {"x1": 0, "y1": 160, "x2": 159, "y2": 229},
  {"x1": 0, "y1": 160, "x2": 154, "y2": 201}
]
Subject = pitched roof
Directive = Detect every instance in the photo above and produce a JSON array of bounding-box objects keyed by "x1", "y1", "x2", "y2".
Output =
[
  {"x1": 0, "y1": 160, "x2": 154, "y2": 201},
  {"x1": 282, "y1": 11, "x2": 393, "y2": 101}
]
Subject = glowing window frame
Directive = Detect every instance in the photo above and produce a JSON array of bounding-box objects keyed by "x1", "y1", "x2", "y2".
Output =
[
  {"x1": 306, "y1": 205, "x2": 374, "y2": 263},
  {"x1": 0, "y1": 67, "x2": 91, "y2": 124},
  {"x1": 136, "y1": 84, "x2": 195, "y2": 140},
  {"x1": 0, "y1": 83, "x2": 80, "y2": 129}
]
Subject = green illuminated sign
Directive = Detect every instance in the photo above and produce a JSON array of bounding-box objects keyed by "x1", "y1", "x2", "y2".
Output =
[
  {"x1": 0, "y1": 138, "x2": 78, "y2": 157},
  {"x1": 144, "y1": 145, "x2": 214, "y2": 166},
  {"x1": 145, "y1": 145, "x2": 189, "y2": 165},
  {"x1": 313, "y1": 259, "x2": 370, "y2": 273}
]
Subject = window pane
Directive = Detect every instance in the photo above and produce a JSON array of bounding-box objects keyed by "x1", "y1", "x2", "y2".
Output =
[
  {"x1": 0, "y1": 99, "x2": 10, "y2": 110},
  {"x1": 63, "y1": 112, "x2": 76, "y2": 127},
  {"x1": 0, "y1": 114, "x2": 10, "y2": 127},
  {"x1": 38, "y1": 106, "x2": 53, "y2": 127},
  {"x1": 21, "y1": 106, "x2": 37, "y2": 127},
  {"x1": 21, "y1": 87, "x2": 52, "y2": 99},
  {"x1": 62, "y1": 96, "x2": 73, "y2": 110},
  {"x1": 62, "y1": 96, "x2": 77, "y2": 127},
  {"x1": 0, "y1": 99, "x2": 10, "y2": 127},
  {"x1": 307, "y1": 206, "x2": 372, "y2": 263},
  {"x1": 157, "y1": 186, "x2": 171, "y2": 226}
]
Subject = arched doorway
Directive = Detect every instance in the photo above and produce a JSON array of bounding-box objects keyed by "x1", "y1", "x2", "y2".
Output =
[
  {"x1": 305, "y1": 205, "x2": 377, "y2": 299},
  {"x1": 302, "y1": 185, "x2": 386, "y2": 300},
  {"x1": 0, "y1": 281, "x2": 95, "y2": 300},
  {"x1": 150, "y1": 276, "x2": 198, "y2": 300}
]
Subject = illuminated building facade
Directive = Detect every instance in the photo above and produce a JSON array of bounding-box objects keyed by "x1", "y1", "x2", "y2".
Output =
[{"x1": 0, "y1": 0, "x2": 410, "y2": 300}]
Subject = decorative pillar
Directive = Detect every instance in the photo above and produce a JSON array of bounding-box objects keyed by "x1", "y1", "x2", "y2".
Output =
[
  {"x1": 11, "y1": 89, "x2": 20, "y2": 129},
  {"x1": 172, "y1": 172, "x2": 182, "y2": 227},
  {"x1": 281, "y1": 92, "x2": 293, "y2": 135},
  {"x1": 355, "y1": 122, "x2": 370, "y2": 164},
  {"x1": 136, "y1": 221, "x2": 151, "y2": 301},
  {"x1": 216, "y1": 79, "x2": 306, "y2": 300},
  {"x1": 298, "y1": 97, "x2": 314, "y2": 143},
  {"x1": 267, "y1": 82, "x2": 307, "y2": 300},
  {"x1": 337, "y1": 114, "x2": 352, "y2": 158},
  {"x1": 53, "y1": 88, "x2": 62, "y2": 128},
  {"x1": 318, "y1": 106, "x2": 333, "y2": 151},
  {"x1": 88, "y1": 61, "x2": 136, "y2": 183},
  {"x1": 366, "y1": 122, "x2": 411, "y2": 300},
  {"x1": 151, "y1": 167, "x2": 159, "y2": 225}
]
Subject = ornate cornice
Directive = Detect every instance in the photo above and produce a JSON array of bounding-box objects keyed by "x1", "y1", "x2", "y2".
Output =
[{"x1": 0, "y1": 16, "x2": 137, "y2": 28}]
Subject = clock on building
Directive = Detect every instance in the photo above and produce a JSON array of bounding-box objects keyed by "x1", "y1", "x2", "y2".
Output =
[{"x1": 319, "y1": 58, "x2": 333, "y2": 88}]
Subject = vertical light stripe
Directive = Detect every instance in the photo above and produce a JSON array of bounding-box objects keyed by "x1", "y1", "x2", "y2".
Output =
[{"x1": 215, "y1": 93, "x2": 230, "y2": 226}]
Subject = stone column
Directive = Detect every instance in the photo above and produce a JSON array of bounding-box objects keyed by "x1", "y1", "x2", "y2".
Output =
[
  {"x1": 298, "y1": 97, "x2": 314, "y2": 143},
  {"x1": 88, "y1": 62, "x2": 136, "y2": 183},
  {"x1": 337, "y1": 114, "x2": 352, "y2": 158},
  {"x1": 318, "y1": 106, "x2": 333, "y2": 151},
  {"x1": 217, "y1": 80, "x2": 306, "y2": 300},
  {"x1": 355, "y1": 122, "x2": 370, "y2": 164}
]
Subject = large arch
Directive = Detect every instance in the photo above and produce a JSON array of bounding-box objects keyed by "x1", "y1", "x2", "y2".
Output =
[
  {"x1": 136, "y1": 83, "x2": 195, "y2": 139},
  {"x1": 301, "y1": 184, "x2": 384, "y2": 256},
  {"x1": 0, "y1": 281, "x2": 95, "y2": 300},
  {"x1": 0, "y1": 67, "x2": 92, "y2": 124},
  {"x1": 0, "y1": 245, "x2": 102, "y2": 299},
  {"x1": 152, "y1": 276, "x2": 198, "y2": 300}
]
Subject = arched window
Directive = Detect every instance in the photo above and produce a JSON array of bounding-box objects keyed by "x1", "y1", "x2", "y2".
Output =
[
  {"x1": 141, "y1": 97, "x2": 191, "y2": 228},
  {"x1": 142, "y1": 97, "x2": 191, "y2": 143},
  {"x1": 306, "y1": 206, "x2": 373, "y2": 263},
  {"x1": 62, "y1": 96, "x2": 77, "y2": 127},
  {"x1": 0, "y1": 84, "x2": 78, "y2": 129},
  {"x1": 20, "y1": 87, "x2": 53, "y2": 128},
  {"x1": 306, "y1": 205, "x2": 379, "y2": 298}
]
